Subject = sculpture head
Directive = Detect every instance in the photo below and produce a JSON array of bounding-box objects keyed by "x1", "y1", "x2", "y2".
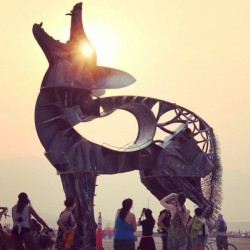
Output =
[
  {"x1": 66, "y1": 2, "x2": 97, "y2": 67},
  {"x1": 32, "y1": 2, "x2": 135, "y2": 95}
]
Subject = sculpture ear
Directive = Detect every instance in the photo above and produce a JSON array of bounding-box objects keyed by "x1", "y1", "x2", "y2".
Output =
[
  {"x1": 91, "y1": 89, "x2": 106, "y2": 97},
  {"x1": 92, "y1": 66, "x2": 136, "y2": 90}
]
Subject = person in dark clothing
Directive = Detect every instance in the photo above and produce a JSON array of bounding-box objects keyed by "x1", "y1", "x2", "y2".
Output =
[
  {"x1": 215, "y1": 214, "x2": 228, "y2": 250},
  {"x1": 158, "y1": 209, "x2": 171, "y2": 250},
  {"x1": 137, "y1": 208, "x2": 156, "y2": 250}
]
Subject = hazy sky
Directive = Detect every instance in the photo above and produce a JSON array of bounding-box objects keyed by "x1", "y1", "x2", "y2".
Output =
[{"x1": 1, "y1": 0, "x2": 250, "y2": 228}]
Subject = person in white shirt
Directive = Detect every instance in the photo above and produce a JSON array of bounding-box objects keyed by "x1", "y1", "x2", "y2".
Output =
[{"x1": 12, "y1": 192, "x2": 51, "y2": 250}]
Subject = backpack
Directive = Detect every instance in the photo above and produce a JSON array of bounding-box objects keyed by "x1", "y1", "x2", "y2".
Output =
[
  {"x1": 218, "y1": 219, "x2": 226, "y2": 232},
  {"x1": 189, "y1": 217, "x2": 204, "y2": 238},
  {"x1": 158, "y1": 209, "x2": 171, "y2": 233},
  {"x1": 168, "y1": 211, "x2": 187, "y2": 240}
]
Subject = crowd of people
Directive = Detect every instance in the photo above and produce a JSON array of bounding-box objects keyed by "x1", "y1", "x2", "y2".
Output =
[
  {"x1": 113, "y1": 193, "x2": 229, "y2": 250},
  {"x1": 0, "y1": 192, "x2": 229, "y2": 250}
]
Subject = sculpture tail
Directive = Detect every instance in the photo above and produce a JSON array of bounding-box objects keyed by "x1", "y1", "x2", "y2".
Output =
[{"x1": 202, "y1": 131, "x2": 223, "y2": 221}]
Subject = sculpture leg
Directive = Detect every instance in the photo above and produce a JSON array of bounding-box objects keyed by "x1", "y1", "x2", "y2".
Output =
[{"x1": 60, "y1": 172, "x2": 97, "y2": 250}]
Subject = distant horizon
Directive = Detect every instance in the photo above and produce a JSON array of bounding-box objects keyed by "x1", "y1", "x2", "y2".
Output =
[
  {"x1": 3, "y1": 210, "x2": 250, "y2": 232},
  {"x1": 1, "y1": 157, "x2": 249, "y2": 234},
  {"x1": 0, "y1": 156, "x2": 249, "y2": 228}
]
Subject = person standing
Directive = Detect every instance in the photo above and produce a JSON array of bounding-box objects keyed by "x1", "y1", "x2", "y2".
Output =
[
  {"x1": 56, "y1": 196, "x2": 77, "y2": 250},
  {"x1": 215, "y1": 214, "x2": 228, "y2": 250},
  {"x1": 137, "y1": 208, "x2": 156, "y2": 250},
  {"x1": 114, "y1": 198, "x2": 137, "y2": 250},
  {"x1": 187, "y1": 207, "x2": 209, "y2": 250},
  {"x1": 160, "y1": 192, "x2": 190, "y2": 250},
  {"x1": 157, "y1": 209, "x2": 171, "y2": 250},
  {"x1": 11, "y1": 192, "x2": 51, "y2": 250}
]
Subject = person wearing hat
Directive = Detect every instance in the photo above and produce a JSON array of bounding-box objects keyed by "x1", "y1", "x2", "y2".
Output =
[
  {"x1": 11, "y1": 192, "x2": 52, "y2": 250},
  {"x1": 137, "y1": 208, "x2": 156, "y2": 250}
]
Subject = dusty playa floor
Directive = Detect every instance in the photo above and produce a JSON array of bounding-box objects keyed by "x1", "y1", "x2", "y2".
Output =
[{"x1": 102, "y1": 237, "x2": 250, "y2": 250}]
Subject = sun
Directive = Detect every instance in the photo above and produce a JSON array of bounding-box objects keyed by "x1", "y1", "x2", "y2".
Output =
[
  {"x1": 84, "y1": 22, "x2": 121, "y2": 66},
  {"x1": 54, "y1": 21, "x2": 121, "y2": 66},
  {"x1": 81, "y1": 43, "x2": 94, "y2": 57}
]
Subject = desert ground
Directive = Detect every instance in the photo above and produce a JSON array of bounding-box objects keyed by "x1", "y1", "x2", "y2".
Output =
[{"x1": 102, "y1": 237, "x2": 250, "y2": 250}]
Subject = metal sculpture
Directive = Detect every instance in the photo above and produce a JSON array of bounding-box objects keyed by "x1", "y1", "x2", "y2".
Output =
[{"x1": 33, "y1": 2, "x2": 222, "y2": 249}]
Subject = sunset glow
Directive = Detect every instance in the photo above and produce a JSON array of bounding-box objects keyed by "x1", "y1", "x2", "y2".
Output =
[
  {"x1": 85, "y1": 22, "x2": 121, "y2": 66},
  {"x1": 81, "y1": 43, "x2": 94, "y2": 57}
]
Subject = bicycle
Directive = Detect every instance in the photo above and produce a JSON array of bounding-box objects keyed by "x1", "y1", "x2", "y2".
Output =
[
  {"x1": 0, "y1": 209, "x2": 55, "y2": 250},
  {"x1": 205, "y1": 238, "x2": 237, "y2": 250},
  {"x1": 29, "y1": 219, "x2": 55, "y2": 250},
  {"x1": 0, "y1": 208, "x2": 14, "y2": 250}
]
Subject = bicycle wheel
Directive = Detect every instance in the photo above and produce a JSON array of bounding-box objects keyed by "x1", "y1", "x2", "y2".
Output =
[{"x1": 228, "y1": 243, "x2": 237, "y2": 250}]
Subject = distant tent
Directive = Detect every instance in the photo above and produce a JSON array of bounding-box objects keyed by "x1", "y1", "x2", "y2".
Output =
[{"x1": 103, "y1": 227, "x2": 115, "y2": 238}]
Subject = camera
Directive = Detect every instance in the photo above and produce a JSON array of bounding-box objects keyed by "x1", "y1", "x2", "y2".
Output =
[{"x1": 142, "y1": 208, "x2": 146, "y2": 212}]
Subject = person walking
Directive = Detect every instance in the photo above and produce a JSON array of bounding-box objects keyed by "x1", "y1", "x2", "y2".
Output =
[
  {"x1": 215, "y1": 214, "x2": 228, "y2": 250},
  {"x1": 11, "y1": 192, "x2": 51, "y2": 250},
  {"x1": 114, "y1": 198, "x2": 137, "y2": 250},
  {"x1": 56, "y1": 196, "x2": 77, "y2": 250},
  {"x1": 160, "y1": 192, "x2": 190, "y2": 250},
  {"x1": 137, "y1": 208, "x2": 156, "y2": 250}
]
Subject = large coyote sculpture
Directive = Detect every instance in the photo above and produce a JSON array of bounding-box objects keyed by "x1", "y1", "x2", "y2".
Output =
[{"x1": 33, "y1": 3, "x2": 222, "y2": 249}]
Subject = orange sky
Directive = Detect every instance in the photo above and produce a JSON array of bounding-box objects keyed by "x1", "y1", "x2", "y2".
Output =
[{"x1": 0, "y1": 0, "x2": 250, "y2": 227}]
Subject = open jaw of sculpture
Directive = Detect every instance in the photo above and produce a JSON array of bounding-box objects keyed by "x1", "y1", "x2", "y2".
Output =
[{"x1": 33, "y1": 2, "x2": 222, "y2": 249}]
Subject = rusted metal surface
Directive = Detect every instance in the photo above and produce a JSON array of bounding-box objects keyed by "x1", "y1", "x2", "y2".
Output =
[{"x1": 33, "y1": 3, "x2": 222, "y2": 249}]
